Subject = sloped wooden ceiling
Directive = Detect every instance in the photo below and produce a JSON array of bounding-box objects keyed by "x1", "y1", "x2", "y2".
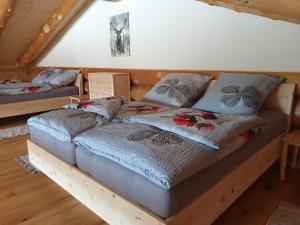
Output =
[
  {"x1": 0, "y1": 0, "x2": 94, "y2": 68},
  {"x1": 0, "y1": 0, "x2": 62, "y2": 67},
  {"x1": 198, "y1": 0, "x2": 300, "y2": 25},
  {"x1": 0, "y1": 0, "x2": 299, "y2": 68}
]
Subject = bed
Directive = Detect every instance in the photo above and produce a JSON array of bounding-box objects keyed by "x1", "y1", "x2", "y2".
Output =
[
  {"x1": 27, "y1": 82, "x2": 295, "y2": 225},
  {"x1": 0, "y1": 73, "x2": 83, "y2": 118}
]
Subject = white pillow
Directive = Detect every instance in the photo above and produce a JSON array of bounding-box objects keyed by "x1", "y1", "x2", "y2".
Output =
[
  {"x1": 143, "y1": 73, "x2": 212, "y2": 107},
  {"x1": 193, "y1": 73, "x2": 284, "y2": 115},
  {"x1": 32, "y1": 68, "x2": 80, "y2": 88}
]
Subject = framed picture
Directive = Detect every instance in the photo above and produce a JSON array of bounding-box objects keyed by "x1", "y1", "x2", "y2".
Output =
[{"x1": 109, "y1": 12, "x2": 130, "y2": 57}]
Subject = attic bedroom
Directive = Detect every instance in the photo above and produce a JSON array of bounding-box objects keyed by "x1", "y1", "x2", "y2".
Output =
[{"x1": 1, "y1": 0, "x2": 300, "y2": 225}]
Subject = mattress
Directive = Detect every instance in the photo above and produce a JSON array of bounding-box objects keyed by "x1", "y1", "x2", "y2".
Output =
[
  {"x1": 75, "y1": 110, "x2": 287, "y2": 218},
  {"x1": 30, "y1": 126, "x2": 77, "y2": 165},
  {"x1": 0, "y1": 86, "x2": 78, "y2": 104}
]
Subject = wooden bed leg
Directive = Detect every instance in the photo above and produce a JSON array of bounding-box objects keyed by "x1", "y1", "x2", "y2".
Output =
[{"x1": 280, "y1": 142, "x2": 289, "y2": 180}]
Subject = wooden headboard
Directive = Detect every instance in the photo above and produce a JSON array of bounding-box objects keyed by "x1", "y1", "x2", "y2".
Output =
[
  {"x1": 29, "y1": 67, "x2": 300, "y2": 128},
  {"x1": 264, "y1": 83, "x2": 296, "y2": 131},
  {"x1": 263, "y1": 83, "x2": 295, "y2": 116}
]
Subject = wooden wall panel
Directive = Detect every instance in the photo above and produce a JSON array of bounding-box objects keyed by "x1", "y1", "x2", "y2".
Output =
[
  {"x1": 30, "y1": 66, "x2": 300, "y2": 128},
  {"x1": 0, "y1": 67, "x2": 30, "y2": 81}
]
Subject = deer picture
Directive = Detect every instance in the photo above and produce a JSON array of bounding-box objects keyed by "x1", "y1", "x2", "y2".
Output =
[{"x1": 110, "y1": 13, "x2": 130, "y2": 57}]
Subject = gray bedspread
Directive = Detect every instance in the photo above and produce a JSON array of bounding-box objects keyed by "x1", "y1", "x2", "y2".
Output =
[
  {"x1": 0, "y1": 82, "x2": 52, "y2": 95},
  {"x1": 0, "y1": 86, "x2": 78, "y2": 104},
  {"x1": 73, "y1": 121, "x2": 260, "y2": 189},
  {"x1": 28, "y1": 109, "x2": 108, "y2": 142},
  {"x1": 75, "y1": 110, "x2": 287, "y2": 218},
  {"x1": 117, "y1": 107, "x2": 264, "y2": 149}
]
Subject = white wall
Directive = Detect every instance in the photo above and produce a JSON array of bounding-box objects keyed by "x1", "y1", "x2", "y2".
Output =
[{"x1": 38, "y1": 0, "x2": 300, "y2": 72}]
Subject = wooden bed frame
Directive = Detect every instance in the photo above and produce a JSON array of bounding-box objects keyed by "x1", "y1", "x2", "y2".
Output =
[
  {"x1": 0, "y1": 74, "x2": 83, "y2": 118},
  {"x1": 27, "y1": 82, "x2": 295, "y2": 225}
]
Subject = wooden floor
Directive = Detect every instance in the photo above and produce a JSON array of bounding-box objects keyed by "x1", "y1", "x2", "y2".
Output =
[{"x1": 1, "y1": 119, "x2": 300, "y2": 225}]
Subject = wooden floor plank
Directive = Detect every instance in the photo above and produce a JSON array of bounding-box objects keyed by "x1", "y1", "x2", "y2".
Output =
[
  {"x1": 0, "y1": 117, "x2": 299, "y2": 225},
  {"x1": 0, "y1": 136, "x2": 106, "y2": 225}
]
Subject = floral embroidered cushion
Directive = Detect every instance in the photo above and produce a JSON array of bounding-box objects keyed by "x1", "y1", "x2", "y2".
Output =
[
  {"x1": 193, "y1": 73, "x2": 284, "y2": 115},
  {"x1": 32, "y1": 68, "x2": 80, "y2": 88},
  {"x1": 64, "y1": 96, "x2": 126, "y2": 120},
  {"x1": 143, "y1": 73, "x2": 212, "y2": 107}
]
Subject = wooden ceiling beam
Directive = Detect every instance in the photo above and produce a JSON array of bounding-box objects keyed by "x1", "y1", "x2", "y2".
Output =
[
  {"x1": 0, "y1": 0, "x2": 15, "y2": 35},
  {"x1": 16, "y1": 0, "x2": 91, "y2": 67},
  {"x1": 198, "y1": 0, "x2": 300, "y2": 25}
]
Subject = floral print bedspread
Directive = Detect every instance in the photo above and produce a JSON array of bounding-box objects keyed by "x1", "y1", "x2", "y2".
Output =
[
  {"x1": 115, "y1": 101, "x2": 175, "y2": 120},
  {"x1": 118, "y1": 107, "x2": 265, "y2": 149},
  {"x1": 26, "y1": 100, "x2": 265, "y2": 188},
  {"x1": 73, "y1": 102, "x2": 264, "y2": 188},
  {"x1": 74, "y1": 122, "x2": 261, "y2": 189},
  {"x1": 0, "y1": 82, "x2": 52, "y2": 96},
  {"x1": 28, "y1": 109, "x2": 107, "y2": 142},
  {"x1": 65, "y1": 96, "x2": 126, "y2": 120}
]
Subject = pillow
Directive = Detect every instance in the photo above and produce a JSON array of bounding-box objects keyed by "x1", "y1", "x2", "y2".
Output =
[
  {"x1": 143, "y1": 73, "x2": 212, "y2": 107},
  {"x1": 193, "y1": 73, "x2": 284, "y2": 115},
  {"x1": 32, "y1": 68, "x2": 80, "y2": 88},
  {"x1": 64, "y1": 96, "x2": 126, "y2": 120}
]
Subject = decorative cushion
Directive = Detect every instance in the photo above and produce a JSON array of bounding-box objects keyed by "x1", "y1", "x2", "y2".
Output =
[
  {"x1": 32, "y1": 68, "x2": 80, "y2": 88},
  {"x1": 64, "y1": 96, "x2": 126, "y2": 120},
  {"x1": 143, "y1": 73, "x2": 212, "y2": 107},
  {"x1": 193, "y1": 73, "x2": 284, "y2": 115}
]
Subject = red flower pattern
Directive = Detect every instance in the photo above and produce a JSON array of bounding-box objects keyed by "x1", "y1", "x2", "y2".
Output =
[
  {"x1": 173, "y1": 114, "x2": 197, "y2": 127},
  {"x1": 242, "y1": 128, "x2": 261, "y2": 141},
  {"x1": 198, "y1": 111, "x2": 218, "y2": 120},
  {"x1": 173, "y1": 113, "x2": 215, "y2": 130},
  {"x1": 127, "y1": 105, "x2": 160, "y2": 113},
  {"x1": 78, "y1": 101, "x2": 95, "y2": 108},
  {"x1": 195, "y1": 123, "x2": 215, "y2": 130},
  {"x1": 27, "y1": 86, "x2": 40, "y2": 93}
]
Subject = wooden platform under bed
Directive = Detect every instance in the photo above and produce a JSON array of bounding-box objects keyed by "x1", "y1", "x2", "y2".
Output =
[{"x1": 27, "y1": 80, "x2": 296, "y2": 225}]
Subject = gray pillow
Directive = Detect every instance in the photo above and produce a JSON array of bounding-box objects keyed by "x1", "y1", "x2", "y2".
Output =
[
  {"x1": 193, "y1": 73, "x2": 284, "y2": 115},
  {"x1": 32, "y1": 68, "x2": 80, "y2": 88},
  {"x1": 143, "y1": 73, "x2": 212, "y2": 107}
]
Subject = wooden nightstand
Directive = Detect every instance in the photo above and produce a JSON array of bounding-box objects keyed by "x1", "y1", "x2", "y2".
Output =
[
  {"x1": 88, "y1": 72, "x2": 130, "y2": 100},
  {"x1": 280, "y1": 130, "x2": 300, "y2": 180}
]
